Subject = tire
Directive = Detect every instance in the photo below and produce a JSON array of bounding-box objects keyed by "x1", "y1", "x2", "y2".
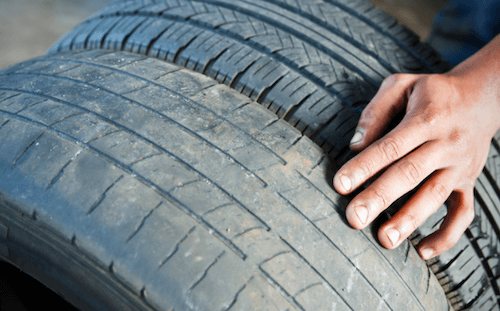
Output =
[
  {"x1": 0, "y1": 50, "x2": 448, "y2": 310},
  {"x1": 46, "y1": 1, "x2": 500, "y2": 310}
]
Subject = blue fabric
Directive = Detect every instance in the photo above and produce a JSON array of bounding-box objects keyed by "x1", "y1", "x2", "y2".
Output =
[{"x1": 427, "y1": 0, "x2": 500, "y2": 66}]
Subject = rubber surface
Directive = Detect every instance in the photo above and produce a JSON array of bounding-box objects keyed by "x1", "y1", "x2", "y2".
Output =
[
  {"x1": 46, "y1": 1, "x2": 500, "y2": 310},
  {"x1": 48, "y1": 0, "x2": 449, "y2": 163},
  {"x1": 0, "y1": 50, "x2": 448, "y2": 310}
]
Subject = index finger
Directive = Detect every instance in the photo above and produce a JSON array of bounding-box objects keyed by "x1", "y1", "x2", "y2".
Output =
[{"x1": 333, "y1": 119, "x2": 431, "y2": 195}]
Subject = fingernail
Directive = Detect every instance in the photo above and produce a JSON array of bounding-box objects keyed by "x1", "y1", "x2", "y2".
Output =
[
  {"x1": 350, "y1": 128, "x2": 363, "y2": 146},
  {"x1": 386, "y1": 228, "x2": 400, "y2": 246},
  {"x1": 353, "y1": 205, "x2": 368, "y2": 224},
  {"x1": 420, "y1": 249, "x2": 434, "y2": 260},
  {"x1": 340, "y1": 175, "x2": 352, "y2": 192}
]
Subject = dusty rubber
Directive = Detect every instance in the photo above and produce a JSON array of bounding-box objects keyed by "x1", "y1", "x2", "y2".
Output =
[
  {"x1": 0, "y1": 50, "x2": 449, "y2": 310},
  {"x1": 46, "y1": 0, "x2": 500, "y2": 310},
  {"x1": 47, "y1": 0, "x2": 450, "y2": 163}
]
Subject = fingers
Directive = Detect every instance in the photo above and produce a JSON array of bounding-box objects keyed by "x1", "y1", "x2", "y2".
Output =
[
  {"x1": 416, "y1": 188, "x2": 475, "y2": 260},
  {"x1": 334, "y1": 117, "x2": 431, "y2": 195},
  {"x1": 350, "y1": 74, "x2": 421, "y2": 151},
  {"x1": 376, "y1": 169, "x2": 456, "y2": 250},
  {"x1": 345, "y1": 141, "x2": 445, "y2": 229}
]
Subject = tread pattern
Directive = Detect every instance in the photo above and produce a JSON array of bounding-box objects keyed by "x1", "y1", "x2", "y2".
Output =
[
  {"x1": 0, "y1": 50, "x2": 448, "y2": 310},
  {"x1": 44, "y1": 1, "x2": 500, "y2": 310},
  {"x1": 412, "y1": 140, "x2": 500, "y2": 310},
  {"x1": 47, "y1": 0, "x2": 450, "y2": 164}
]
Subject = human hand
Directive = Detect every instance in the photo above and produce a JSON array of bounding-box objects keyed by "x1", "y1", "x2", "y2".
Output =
[{"x1": 333, "y1": 37, "x2": 500, "y2": 260}]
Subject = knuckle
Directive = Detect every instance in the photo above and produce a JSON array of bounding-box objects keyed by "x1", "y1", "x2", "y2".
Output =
[
  {"x1": 397, "y1": 160, "x2": 421, "y2": 185},
  {"x1": 377, "y1": 139, "x2": 400, "y2": 163},
  {"x1": 385, "y1": 73, "x2": 412, "y2": 86},
  {"x1": 443, "y1": 234, "x2": 460, "y2": 250},
  {"x1": 357, "y1": 160, "x2": 374, "y2": 179},
  {"x1": 464, "y1": 207, "x2": 475, "y2": 225},
  {"x1": 430, "y1": 182, "x2": 448, "y2": 204},
  {"x1": 370, "y1": 187, "x2": 388, "y2": 208},
  {"x1": 404, "y1": 212, "x2": 419, "y2": 233},
  {"x1": 384, "y1": 74, "x2": 400, "y2": 86}
]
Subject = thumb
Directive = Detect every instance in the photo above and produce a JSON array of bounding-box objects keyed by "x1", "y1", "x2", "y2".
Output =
[{"x1": 350, "y1": 74, "x2": 421, "y2": 151}]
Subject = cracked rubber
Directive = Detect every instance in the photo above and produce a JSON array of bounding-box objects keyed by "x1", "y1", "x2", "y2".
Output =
[
  {"x1": 0, "y1": 50, "x2": 449, "y2": 310},
  {"x1": 46, "y1": 1, "x2": 500, "y2": 310}
]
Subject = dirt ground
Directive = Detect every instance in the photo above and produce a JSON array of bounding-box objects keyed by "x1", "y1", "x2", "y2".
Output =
[{"x1": 0, "y1": 0, "x2": 447, "y2": 309}]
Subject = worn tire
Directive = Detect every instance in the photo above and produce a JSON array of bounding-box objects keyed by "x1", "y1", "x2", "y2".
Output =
[
  {"x1": 47, "y1": 1, "x2": 500, "y2": 310},
  {"x1": 0, "y1": 50, "x2": 449, "y2": 310}
]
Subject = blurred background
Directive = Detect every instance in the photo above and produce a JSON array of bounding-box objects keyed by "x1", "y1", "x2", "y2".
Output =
[
  {"x1": 0, "y1": 0, "x2": 115, "y2": 70},
  {"x1": 0, "y1": 0, "x2": 446, "y2": 310}
]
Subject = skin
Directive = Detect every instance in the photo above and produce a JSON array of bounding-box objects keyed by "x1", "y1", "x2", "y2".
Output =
[{"x1": 333, "y1": 34, "x2": 500, "y2": 260}]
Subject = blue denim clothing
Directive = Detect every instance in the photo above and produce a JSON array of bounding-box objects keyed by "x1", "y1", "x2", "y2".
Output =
[{"x1": 427, "y1": 0, "x2": 500, "y2": 66}]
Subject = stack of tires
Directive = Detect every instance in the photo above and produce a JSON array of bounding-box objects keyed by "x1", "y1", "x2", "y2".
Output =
[{"x1": 0, "y1": 0, "x2": 499, "y2": 310}]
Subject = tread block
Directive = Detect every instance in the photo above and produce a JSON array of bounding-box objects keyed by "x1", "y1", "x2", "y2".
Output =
[
  {"x1": 202, "y1": 203, "x2": 266, "y2": 239},
  {"x1": 0, "y1": 93, "x2": 46, "y2": 115},
  {"x1": 18, "y1": 100, "x2": 81, "y2": 126},
  {"x1": 150, "y1": 24, "x2": 203, "y2": 63},
  {"x1": 50, "y1": 150, "x2": 124, "y2": 215},
  {"x1": 52, "y1": 113, "x2": 118, "y2": 143},
  {"x1": 0, "y1": 119, "x2": 45, "y2": 168},
  {"x1": 187, "y1": 253, "x2": 251, "y2": 310},
  {"x1": 113, "y1": 202, "x2": 201, "y2": 294},
  {"x1": 131, "y1": 154, "x2": 200, "y2": 192},
  {"x1": 147, "y1": 226, "x2": 228, "y2": 309},
  {"x1": 103, "y1": 16, "x2": 149, "y2": 51},
  {"x1": 83, "y1": 175, "x2": 163, "y2": 243},
  {"x1": 56, "y1": 64, "x2": 114, "y2": 83},
  {"x1": 210, "y1": 46, "x2": 263, "y2": 85},
  {"x1": 260, "y1": 252, "x2": 324, "y2": 297},
  {"x1": 170, "y1": 180, "x2": 232, "y2": 216},
  {"x1": 180, "y1": 33, "x2": 235, "y2": 74},
  {"x1": 119, "y1": 58, "x2": 179, "y2": 80},
  {"x1": 124, "y1": 18, "x2": 175, "y2": 55},
  {"x1": 87, "y1": 16, "x2": 123, "y2": 50},
  {"x1": 228, "y1": 274, "x2": 296, "y2": 311},
  {"x1": 254, "y1": 119, "x2": 302, "y2": 156},
  {"x1": 14, "y1": 132, "x2": 81, "y2": 188},
  {"x1": 72, "y1": 19, "x2": 105, "y2": 50},
  {"x1": 89, "y1": 130, "x2": 159, "y2": 166},
  {"x1": 155, "y1": 68, "x2": 218, "y2": 97},
  {"x1": 86, "y1": 72, "x2": 149, "y2": 94}
]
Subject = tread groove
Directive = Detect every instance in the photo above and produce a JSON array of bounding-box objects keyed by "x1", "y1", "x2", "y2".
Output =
[
  {"x1": 278, "y1": 237, "x2": 356, "y2": 311},
  {"x1": 189, "y1": 0, "x2": 381, "y2": 87},
  {"x1": 276, "y1": 192, "x2": 392, "y2": 311},
  {"x1": 187, "y1": 251, "x2": 226, "y2": 292},
  {"x1": 46, "y1": 158, "x2": 75, "y2": 190},
  {"x1": 223, "y1": 276, "x2": 253, "y2": 311},
  {"x1": 8, "y1": 71, "x2": 274, "y2": 185},
  {"x1": 63, "y1": 11, "x2": 356, "y2": 110},
  {"x1": 16, "y1": 59, "x2": 288, "y2": 165},
  {"x1": 11, "y1": 132, "x2": 44, "y2": 168},
  {"x1": 295, "y1": 168, "x2": 428, "y2": 311},
  {"x1": 0, "y1": 106, "x2": 249, "y2": 260},
  {"x1": 159, "y1": 226, "x2": 197, "y2": 268},
  {"x1": 126, "y1": 201, "x2": 163, "y2": 242},
  {"x1": 322, "y1": 0, "x2": 436, "y2": 72},
  {"x1": 257, "y1": 266, "x2": 305, "y2": 311},
  {"x1": 87, "y1": 175, "x2": 124, "y2": 215}
]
